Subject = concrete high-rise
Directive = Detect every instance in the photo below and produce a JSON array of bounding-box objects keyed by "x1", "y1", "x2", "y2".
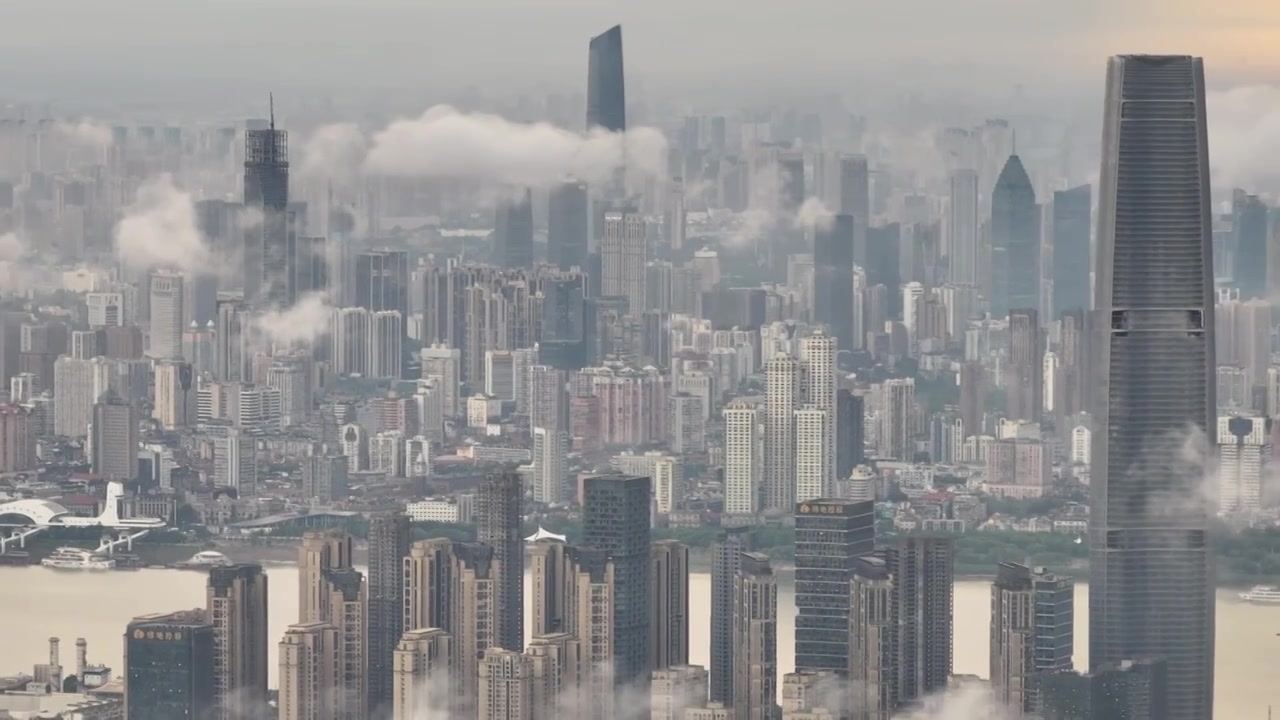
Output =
[
  {"x1": 1006, "y1": 309, "x2": 1043, "y2": 422},
  {"x1": 148, "y1": 272, "x2": 183, "y2": 360},
  {"x1": 367, "y1": 513, "x2": 410, "y2": 716},
  {"x1": 884, "y1": 536, "x2": 954, "y2": 705},
  {"x1": 587, "y1": 25, "x2": 626, "y2": 133},
  {"x1": 649, "y1": 539, "x2": 690, "y2": 671},
  {"x1": 800, "y1": 332, "x2": 838, "y2": 501},
  {"x1": 1233, "y1": 189, "x2": 1268, "y2": 300},
  {"x1": 601, "y1": 211, "x2": 647, "y2": 314},
  {"x1": 709, "y1": 529, "x2": 749, "y2": 706},
  {"x1": 298, "y1": 531, "x2": 353, "y2": 624},
  {"x1": 323, "y1": 568, "x2": 368, "y2": 719},
  {"x1": 393, "y1": 628, "x2": 453, "y2": 720},
  {"x1": 947, "y1": 169, "x2": 980, "y2": 286},
  {"x1": 206, "y1": 564, "x2": 269, "y2": 720},
  {"x1": 876, "y1": 378, "x2": 915, "y2": 460},
  {"x1": 651, "y1": 665, "x2": 709, "y2": 720},
  {"x1": 848, "y1": 555, "x2": 894, "y2": 720},
  {"x1": 990, "y1": 155, "x2": 1039, "y2": 317},
  {"x1": 354, "y1": 249, "x2": 410, "y2": 323},
  {"x1": 813, "y1": 215, "x2": 856, "y2": 351},
  {"x1": 278, "y1": 622, "x2": 339, "y2": 720},
  {"x1": 1051, "y1": 185, "x2": 1092, "y2": 316},
  {"x1": 476, "y1": 470, "x2": 524, "y2": 651},
  {"x1": 732, "y1": 552, "x2": 778, "y2": 720},
  {"x1": 990, "y1": 563, "x2": 1074, "y2": 714},
  {"x1": 125, "y1": 610, "x2": 215, "y2": 720},
  {"x1": 90, "y1": 390, "x2": 137, "y2": 480},
  {"x1": 794, "y1": 499, "x2": 875, "y2": 675},
  {"x1": 478, "y1": 648, "x2": 535, "y2": 720},
  {"x1": 583, "y1": 473, "x2": 651, "y2": 691},
  {"x1": 1217, "y1": 415, "x2": 1271, "y2": 513},
  {"x1": 723, "y1": 401, "x2": 761, "y2": 515},
  {"x1": 495, "y1": 188, "x2": 535, "y2": 269},
  {"x1": 1090, "y1": 55, "x2": 1215, "y2": 720},
  {"x1": 765, "y1": 355, "x2": 803, "y2": 511}
]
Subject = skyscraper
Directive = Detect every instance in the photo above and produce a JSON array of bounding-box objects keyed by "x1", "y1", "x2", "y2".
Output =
[
  {"x1": 709, "y1": 529, "x2": 749, "y2": 705},
  {"x1": 148, "y1": 272, "x2": 183, "y2": 360},
  {"x1": 298, "y1": 531, "x2": 353, "y2": 624},
  {"x1": 478, "y1": 649, "x2": 535, "y2": 719},
  {"x1": 732, "y1": 552, "x2": 778, "y2": 720},
  {"x1": 243, "y1": 111, "x2": 290, "y2": 306},
  {"x1": 549, "y1": 180, "x2": 590, "y2": 271},
  {"x1": 990, "y1": 563, "x2": 1074, "y2": 714},
  {"x1": 990, "y1": 154, "x2": 1038, "y2": 318},
  {"x1": 764, "y1": 355, "x2": 802, "y2": 511},
  {"x1": 601, "y1": 211, "x2": 647, "y2": 314},
  {"x1": 813, "y1": 214, "x2": 856, "y2": 351},
  {"x1": 649, "y1": 539, "x2": 690, "y2": 671},
  {"x1": 582, "y1": 473, "x2": 651, "y2": 691},
  {"x1": 354, "y1": 249, "x2": 410, "y2": 323},
  {"x1": 367, "y1": 513, "x2": 410, "y2": 716},
  {"x1": 1217, "y1": 415, "x2": 1271, "y2": 513},
  {"x1": 947, "y1": 169, "x2": 980, "y2": 286},
  {"x1": 476, "y1": 471, "x2": 524, "y2": 652},
  {"x1": 1051, "y1": 185, "x2": 1092, "y2": 316},
  {"x1": 1091, "y1": 55, "x2": 1215, "y2": 720},
  {"x1": 393, "y1": 628, "x2": 454, "y2": 720},
  {"x1": 278, "y1": 622, "x2": 339, "y2": 720},
  {"x1": 794, "y1": 499, "x2": 874, "y2": 675},
  {"x1": 206, "y1": 564, "x2": 269, "y2": 720},
  {"x1": 586, "y1": 25, "x2": 626, "y2": 133},
  {"x1": 90, "y1": 390, "x2": 137, "y2": 481},
  {"x1": 884, "y1": 536, "x2": 954, "y2": 705},
  {"x1": 125, "y1": 610, "x2": 215, "y2": 720},
  {"x1": 722, "y1": 401, "x2": 761, "y2": 515},
  {"x1": 800, "y1": 332, "x2": 838, "y2": 500},
  {"x1": 540, "y1": 274, "x2": 587, "y2": 371},
  {"x1": 1232, "y1": 189, "x2": 1268, "y2": 300},
  {"x1": 1006, "y1": 309, "x2": 1043, "y2": 422},
  {"x1": 495, "y1": 188, "x2": 535, "y2": 269}
]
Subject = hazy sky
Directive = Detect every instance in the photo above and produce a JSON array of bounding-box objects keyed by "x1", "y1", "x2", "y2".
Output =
[{"x1": 2, "y1": 0, "x2": 1277, "y2": 104}]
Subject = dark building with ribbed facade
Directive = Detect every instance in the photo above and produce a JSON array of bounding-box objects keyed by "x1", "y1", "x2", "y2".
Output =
[
  {"x1": 990, "y1": 154, "x2": 1039, "y2": 318},
  {"x1": 367, "y1": 512, "x2": 410, "y2": 716},
  {"x1": 583, "y1": 473, "x2": 651, "y2": 691},
  {"x1": 125, "y1": 610, "x2": 215, "y2": 720},
  {"x1": 476, "y1": 471, "x2": 524, "y2": 652},
  {"x1": 793, "y1": 499, "x2": 874, "y2": 675},
  {"x1": 1052, "y1": 184, "x2": 1092, "y2": 316},
  {"x1": 814, "y1": 213, "x2": 856, "y2": 351},
  {"x1": 1091, "y1": 55, "x2": 1215, "y2": 720}
]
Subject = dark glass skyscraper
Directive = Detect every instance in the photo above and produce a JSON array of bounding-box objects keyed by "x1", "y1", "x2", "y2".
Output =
[
  {"x1": 793, "y1": 499, "x2": 875, "y2": 675},
  {"x1": 476, "y1": 471, "x2": 524, "y2": 652},
  {"x1": 587, "y1": 25, "x2": 626, "y2": 133},
  {"x1": 124, "y1": 610, "x2": 216, "y2": 720},
  {"x1": 494, "y1": 188, "x2": 535, "y2": 269},
  {"x1": 867, "y1": 224, "x2": 902, "y2": 319},
  {"x1": 990, "y1": 154, "x2": 1039, "y2": 318},
  {"x1": 1052, "y1": 184, "x2": 1092, "y2": 316},
  {"x1": 549, "y1": 180, "x2": 590, "y2": 271},
  {"x1": 709, "y1": 528, "x2": 749, "y2": 704},
  {"x1": 1232, "y1": 188, "x2": 1268, "y2": 299},
  {"x1": 1091, "y1": 55, "x2": 1215, "y2": 720},
  {"x1": 583, "y1": 473, "x2": 651, "y2": 691},
  {"x1": 354, "y1": 249, "x2": 410, "y2": 321},
  {"x1": 539, "y1": 273, "x2": 587, "y2": 371},
  {"x1": 814, "y1": 213, "x2": 856, "y2": 351},
  {"x1": 367, "y1": 512, "x2": 410, "y2": 716},
  {"x1": 243, "y1": 113, "x2": 290, "y2": 306}
]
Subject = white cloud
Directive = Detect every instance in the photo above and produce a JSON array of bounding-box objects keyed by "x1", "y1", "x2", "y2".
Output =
[
  {"x1": 252, "y1": 292, "x2": 334, "y2": 348},
  {"x1": 53, "y1": 120, "x2": 111, "y2": 147},
  {"x1": 113, "y1": 174, "x2": 211, "y2": 276},
  {"x1": 1207, "y1": 85, "x2": 1280, "y2": 195},
  {"x1": 794, "y1": 196, "x2": 836, "y2": 232}
]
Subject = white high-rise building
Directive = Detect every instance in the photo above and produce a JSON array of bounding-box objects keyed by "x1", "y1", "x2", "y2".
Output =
[
  {"x1": 1267, "y1": 367, "x2": 1280, "y2": 418},
  {"x1": 148, "y1": 272, "x2": 184, "y2": 360},
  {"x1": 723, "y1": 401, "x2": 760, "y2": 515},
  {"x1": 330, "y1": 307, "x2": 370, "y2": 376},
  {"x1": 902, "y1": 282, "x2": 925, "y2": 335},
  {"x1": 485, "y1": 350, "x2": 516, "y2": 401},
  {"x1": 153, "y1": 360, "x2": 196, "y2": 430},
  {"x1": 1218, "y1": 415, "x2": 1271, "y2": 513},
  {"x1": 601, "y1": 211, "x2": 647, "y2": 314},
  {"x1": 341, "y1": 423, "x2": 367, "y2": 472},
  {"x1": 794, "y1": 405, "x2": 831, "y2": 504},
  {"x1": 413, "y1": 378, "x2": 445, "y2": 443},
  {"x1": 532, "y1": 426, "x2": 566, "y2": 505},
  {"x1": 53, "y1": 356, "x2": 115, "y2": 438},
  {"x1": 1043, "y1": 351, "x2": 1059, "y2": 414},
  {"x1": 86, "y1": 292, "x2": 125, "y2": 328},
  {"x1": 800, "y1": 332, "x2": 837, "y2": 498},
  {"x1": 370, "y1": 430, "x2": 406, "y2": 477},
  {"x1": 947, "y1": 169, "x2": 980, "y2": 285},
  {"x1": 421, "y1": 344, "x2": 461, "y2": 416},
  {"x1": 1071, "y1": 425, "x2": 1091, "y2": 465},
  {"x1": 368, "y1": 310, "x2": 403, "y2": 379},
  {"x1": 210, "y1": 425, "x2": 257, "y2": 495},
  {"x1": 613, "y1": 451, "x2": 682, "y2": 514},
  {"x1": 765, "y1": 355, "x2": 803, "y2": 511},
  {"x1": 267, "y1": 362, "x2": 310, "y2": 426},
  {"x1": 405, "y1": 435, "x2": 432, "y2": 477}
]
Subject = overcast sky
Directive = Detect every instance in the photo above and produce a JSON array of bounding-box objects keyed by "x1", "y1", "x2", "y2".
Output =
[{"x1": 1, "y1": 0, "x2": 1277, "y2": 105}]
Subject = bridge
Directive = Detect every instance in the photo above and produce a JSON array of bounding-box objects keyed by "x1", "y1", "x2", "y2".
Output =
[{"x1": 0, "y1": 482, "x2": 166, "y2": 554}]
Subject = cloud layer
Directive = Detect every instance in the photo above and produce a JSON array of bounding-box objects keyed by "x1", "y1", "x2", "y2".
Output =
[
  {"x1": 113, "y1": 174, "x2": 211, "y2": 276},
  {"x1": 302, "y1": 105, "x2": 668, "y2": 189}
]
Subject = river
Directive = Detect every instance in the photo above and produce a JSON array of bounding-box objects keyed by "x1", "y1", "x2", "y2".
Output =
[{"x1": 1, "y1": 566, "x2": 1275, "y2": 717}]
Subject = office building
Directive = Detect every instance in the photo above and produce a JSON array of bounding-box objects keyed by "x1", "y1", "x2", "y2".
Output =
[
  {"x1": 1091, "y1": 55, "x2": 1215, "y2": 720},
  {"x1": 148, "y1": 272, "x2": 184, "y2": 360},
  {"x1": 354, "y1": 249, "x2": 410, "y2": 323},
  {"x1": 90, "y1": 390, "x2": 137, "y2": 481},
  {"x1": 602, "y1": 211, "x2": 647, "y2": 314},
  {"x1": 836, "y1": 390, "x2": 865, "y2": 480},
  {"x1": 583, "y1": 474, "x2": 651, "y2": 691},
  {"x1": 1038, "y1": 659, "x2": 1168, "y2": 720},
  {"x1": 587, "y1": 25, "x2": 626, "y2": 133},
  {"x1": 877, "y1": 378, "x2": 915, "y2": 461},
  {"x1": 1006, "y1": 309, "x2": 1043, "y2": 422},
  {"x1": 278, "y1": 622, "x2": 339, "y2": 720},
  {"x1": 549, "y1": 180, "x2": 590, "y2": 271},
  {"x1": 210, "y1": 426, "x2": 257, "y2": 497},
  {"x1": 477, "y1": 471, "x2": 525, "y2": 652},
  {"x1": 733, "y1": 552, "x2": 778, "y2": 720},
  {"x1": 1052, "y1": 185, "x2": 1092, "y2": 316},
  {"x1": 709, "y1": 530, "x2": 750, "y2": 705},
  {"x1": 990, "y1": 154, "x2": 1039, "y2": 317},
  {"x1": 243, "y1": 113, "x2": 290, "y2": 307},
  {"x1": 367, "y1": 513, "x2": 411, "y2": 716},
  {"x1": 368, "y1": 310, "x2": 403, "y2": 379},
  {"x1": 948, "y1": 169, "x2": 980, "y2": 286},
  {"x1": 1233, "y1": 189, "x2": 1269, "y2": 300},
  {"x1": 813, "y1": 214, "x2": 856, "y2": 351},
  {"x1": 302, "y1": 453, "x2": 347, "y2": 502},
  {"x1": 124, "y1": 610, "x2": 215, "y2": 720},
  {"x1": 206, "y1": 564, "x2": 269, "y2": 720},
  {"x1": 153, "y1": 360, "x2": 196, "y2": 430},
  {"x1": 649, "y1": 540, "x2": 690, "y2": 671},
  {"x1": 53, "y1": 355, "x2": 113, "y2": 438},
  {"x1": 540, "y1": 275, "x2": 587, "y2": 371},
  {"x1": 495, "y1": 189, "x2": 535, "y2": 269},
  {"x1": 793, "y1": 499, "x2": 874, "y2": 675},
  {"x1": 990, "y1": 563, "x2": 1074, "y2": 714}
]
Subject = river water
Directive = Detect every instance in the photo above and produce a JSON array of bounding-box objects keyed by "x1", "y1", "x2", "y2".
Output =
[{"x1": 1, "y1": 566, "x2": 1275, "y2": 717}]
